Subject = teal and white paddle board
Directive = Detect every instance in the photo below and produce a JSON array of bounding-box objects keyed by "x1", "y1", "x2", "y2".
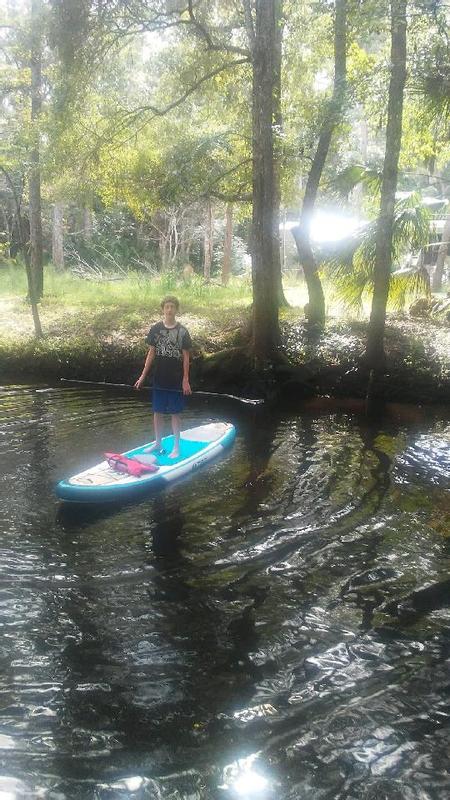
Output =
[{"x1": 56, "y1": 422, "x2": 236, "y2": 503}]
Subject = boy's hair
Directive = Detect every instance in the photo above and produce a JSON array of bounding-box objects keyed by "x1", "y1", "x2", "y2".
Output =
[{"x1": 160, "y1": 295, "x2": 180, "y2": 310}]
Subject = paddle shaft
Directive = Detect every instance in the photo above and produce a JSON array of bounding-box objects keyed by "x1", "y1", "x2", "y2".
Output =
[{"x1": 59, "y1": 378, "x2": 264, "y2": 406}]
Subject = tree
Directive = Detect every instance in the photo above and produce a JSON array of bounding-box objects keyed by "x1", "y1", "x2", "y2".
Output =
[
  {"x1": 0, "y1": 0, "x2": 44, "y2": 334},
  {"x1": 28, "y1": 0, "x2": 44, "y2": 299},
  {"x1": 0, "y1": 165, "x2": 43, "y2": 337},
  {"x1": 249, "y1": 0, "x2": 283, "y2": 358},
  {"x1": 203, "y1": 198, "x2": 213, "y2": 281},
  {"x1": 291, "y1": 0, "x2": 347, "y2": 327},
  {"x1": 51, "y1": 201, "x2": 64, "y2": 270},
  {"x1": 222, "y1": 202, "x2": 233, "y2": 285},
  {"x1": 366, "y1": 0, "x2": 407, "y2": 406}
]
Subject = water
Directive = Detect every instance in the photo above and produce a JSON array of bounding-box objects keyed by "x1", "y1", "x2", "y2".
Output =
[{"x1": 1, "y1": 385, "x2": 449, "y2": 800}]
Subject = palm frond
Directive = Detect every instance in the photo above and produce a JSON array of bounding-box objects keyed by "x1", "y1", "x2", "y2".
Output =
[
  {"x1": 325, "y1": 164, "x2": 382, "y2": 200},
  {"x1": 388, "y1": 269, "x2": 430, "y2": 311},
  {"x1": 412, "y1": 43, "x2": 450, "y2": 123},
  {"x1": 322, "y1": 195, "x2": 431, "y2": 312},
  {"x1": 391, "y1": 195, "x2": 431, "y2": 261}
]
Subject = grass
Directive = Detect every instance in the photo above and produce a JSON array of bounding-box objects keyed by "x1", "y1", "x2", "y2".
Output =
[
  {"x1": 0, "y1": 262, "x2": 254, "y2": 315},
  {"x1": 1, "y1": 260, "x2": 447, "y2": 347}
]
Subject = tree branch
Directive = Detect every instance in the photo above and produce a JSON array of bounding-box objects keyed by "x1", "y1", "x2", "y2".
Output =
[
  {"x1": 401, "y1": 170, "x2": 450, "y2": 185},
  {"x1": 204, "y1": 158, "x2": 252, "y2": 190},
  {"x1": 187, "y1": 0, "x2": 250, "y2": 57},
  {"x1": 123, "y1": 57, "x2": 249, "y2": 121},
  {"x1": 205, "y1": 190, "x2": 252, "y2": 202}
]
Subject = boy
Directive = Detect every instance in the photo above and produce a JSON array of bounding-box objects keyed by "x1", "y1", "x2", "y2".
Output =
[{"x1": 134, "y1": 296, "x2": 192, "y2": 458}]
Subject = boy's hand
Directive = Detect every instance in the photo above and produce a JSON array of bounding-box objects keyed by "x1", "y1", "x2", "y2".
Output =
[
  {"x1": 134, "y1": 376, "x2": 145, "y2": 390},
  {"x1": 182, "y1": 378, "x2": 192, "y2": 395}
]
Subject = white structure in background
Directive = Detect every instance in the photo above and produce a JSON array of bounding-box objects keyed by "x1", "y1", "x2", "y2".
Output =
[{"x1": 396, "y1": 193, "x2": 449, "y2": 279}]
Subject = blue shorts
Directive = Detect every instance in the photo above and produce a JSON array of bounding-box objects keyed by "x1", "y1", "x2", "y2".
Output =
[{"x1": 152, "y1": 387, "x2": 186, "y2": 414}]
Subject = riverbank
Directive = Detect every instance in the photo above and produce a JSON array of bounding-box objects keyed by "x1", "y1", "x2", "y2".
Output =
[{"x1": 1, "y1": 295, "x2": 449, "y2": 407}]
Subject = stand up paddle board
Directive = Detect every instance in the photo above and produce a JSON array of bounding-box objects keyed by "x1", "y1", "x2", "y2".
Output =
[{"x1": 56, "y1": 422, "x2": 236, "y2": 503}]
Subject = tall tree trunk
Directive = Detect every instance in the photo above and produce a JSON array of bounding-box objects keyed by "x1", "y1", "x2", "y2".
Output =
[
  {"x1": 83, "y1": 207, "x2": 93, "y2": 240},
  {"x1": 432, "y1": 212, "x2": 450, "y2": 291},
  {"x1": 222, "y1": 202, "x2": 233, "y2": 286},
  {"x1": 136, "y1": 219, "x2": 146, "y2": 249},
  {"x1": 52, "y1": 202, "x2": 65, "y2": 271},
  {"x1": 1, "y1": 166, "x2": 43, "y2": 337},
  {"x1": 366, "y1": 0, "x2": 407, "y2": 411},
  {"x1": 251, "y1": 0, "x2": 283, "y2": 359},
  {"x1": 292, "y1": 0, "x2": 347, "y2": 326},
  {"x1": 203, "y1": 199, "x2": 213, "y2": 282},
  {"x1": 180, "y1": 220, "x2": 187, "y2": 260},
  {"x1": 272, "y1": 4, "x2": 288, "y2": 309},
  {"x1": 180, "y1": 211, "x2": 193, "y2": 262},
  {"x1": 29, "y1": 0, "x2": 44, "y2": 299},
  {"x1": 169, "y1": 214, "x2": 179, "y2": 262},
  {"x1": 159, "y1": 230, "x2": 168, "y2": 272}
]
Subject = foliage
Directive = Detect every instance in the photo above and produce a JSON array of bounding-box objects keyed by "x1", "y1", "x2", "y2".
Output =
[
  {"x1": 1, "y1": 0, "x2": 449, "y2": 335},
  {"x1": 324, "y1": 195, "x2": 431, "y2": 311}
]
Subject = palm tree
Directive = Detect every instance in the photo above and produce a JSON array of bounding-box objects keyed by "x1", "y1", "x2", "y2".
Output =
[{"x1": 324, "y1": 194, "x2": 431, "y2": 313}]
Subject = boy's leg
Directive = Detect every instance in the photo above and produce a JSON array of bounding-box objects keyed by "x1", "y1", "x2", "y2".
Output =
[
  {"x1": 154, "y1": 412, "x2": 163, "y2": 446},
  {"x1": 169, "y1": 414, "x2": 181, "y2": 458},
  {"x1": 146, "y1": 412, "x2": 164, "y2": 452}
]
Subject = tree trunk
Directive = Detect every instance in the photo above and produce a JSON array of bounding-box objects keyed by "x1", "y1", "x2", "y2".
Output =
[
  {"x1": 432, "y1": 212, "x2": 450, "y2": 291},
  {"x1": 203, "y1": 199, "x2": 213, "y2": 282},
  {"x1": 28, "y1": 0, "x2": 44, "y2": 299},
  {"x1": 271, "y1": 4, "x2": 288, "y2": 309},
  {"x1": 222, "y1": 202, "x2": 233, "y2": 286},
  {"x1": 251, "y1": 0, "x2": 283, "y2": 359},
  {"x1": 52, "y1": 202, "x2": 65, "y2": 271},
  {"x1": 367, "y1": 0, "x2": 407, "y2": 367},
  {"x1": 136, "y1": 219, "x2": 146, "y2": 249},
  {"x1": 180, "y1": 222, "x2": 187, "y2": 260},
  {"x1": 83, "y1": 207, "x2": 93, "y2": 240},
  {"x1": 0, "y1": 166, "x2": 43, "y2": 337},
  {"x1": 292, "y1": 0, "x2": 347, "y2": 326},
  {"x1": 366, "y1": 0, "x2": 407, "y2": 414},
  {"x1": 169, "y1": 213, "x2": 179, "y2": 263},
  {"x1": 159, "y1": 230, "x2": 168, "y2": 272}
]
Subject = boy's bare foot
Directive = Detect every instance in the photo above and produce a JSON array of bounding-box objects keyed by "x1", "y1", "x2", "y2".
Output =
[
  {"x1": 168, "y1": 449, "x2": 180, "y2": 459},
  {"x1": 144, "y1": 443, "x2": 165, "y2": 454}
]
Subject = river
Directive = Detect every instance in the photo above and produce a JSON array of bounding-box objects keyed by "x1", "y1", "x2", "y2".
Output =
[{"x1": 1, "y1": 385, "x2": 449, "y2": 799}]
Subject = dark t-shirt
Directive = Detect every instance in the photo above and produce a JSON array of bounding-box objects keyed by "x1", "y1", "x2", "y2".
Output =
[{"x1": 146, "y1": 321, "x2": 192, "y2": 390}]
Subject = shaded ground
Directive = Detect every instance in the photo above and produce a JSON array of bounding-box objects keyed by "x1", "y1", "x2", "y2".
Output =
[
  {"x1": 0, "y1": 298, "x2": 449, "y2": 406},
  {"x1": 280, "y1": 316, "x2": 450, "y2": 405}
]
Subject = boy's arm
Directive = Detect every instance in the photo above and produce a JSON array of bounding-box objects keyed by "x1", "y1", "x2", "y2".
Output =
[
  {"x1": 134, "y1": 346, "x2": 155, "y2": 389},
  {"x1": 182, "y1": 349, "x2": 192, "y2": 394}
]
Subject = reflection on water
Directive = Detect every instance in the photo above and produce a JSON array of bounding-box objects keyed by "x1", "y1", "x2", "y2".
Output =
[{"x1": 0, "y1": 385, "x2": 449, "y2": 799}]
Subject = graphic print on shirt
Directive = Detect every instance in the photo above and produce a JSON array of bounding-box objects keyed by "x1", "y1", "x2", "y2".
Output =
[{"x1": 154, "y1": 327, "x2": 183, "y2": 359}]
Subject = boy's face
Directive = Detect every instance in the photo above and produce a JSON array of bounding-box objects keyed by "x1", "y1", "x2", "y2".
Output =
[{"x1": 163, "y1": 301, "x2": 177, "y2": 319}]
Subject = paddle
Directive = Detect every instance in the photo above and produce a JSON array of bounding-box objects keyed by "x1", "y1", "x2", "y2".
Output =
[{"x1": 59, "y1": 378, "x2": 264, "y2": 406}]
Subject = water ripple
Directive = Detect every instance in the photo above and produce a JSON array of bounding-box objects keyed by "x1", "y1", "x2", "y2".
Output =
[{"x1": 0, "y1": 386, "x2": 449, "y2": 798}]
